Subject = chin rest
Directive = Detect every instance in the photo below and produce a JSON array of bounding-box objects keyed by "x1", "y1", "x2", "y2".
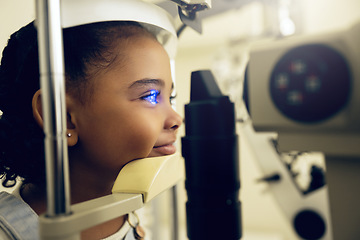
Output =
[{"x1": 112, "y1": 153, "x2": 184, "y2": 203}]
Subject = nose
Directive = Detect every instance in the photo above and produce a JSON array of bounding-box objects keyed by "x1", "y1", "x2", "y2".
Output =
[{"x1": 165, "y1": 106, "x2": 182, "y2": 131}]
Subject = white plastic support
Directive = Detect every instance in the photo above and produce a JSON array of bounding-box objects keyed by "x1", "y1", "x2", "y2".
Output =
[
  {"x1": 112, "y1": 153, "x2": 185, "y2": 203},
  {"x1": 240, "y1": 121, "x2": 333, "y2": 240},
  {"x1": 39, "y1": 193, "x2": 143, "y2": 240},
  {"x1": 39, "y1": 153, "x2": 184, "y2": 239}
]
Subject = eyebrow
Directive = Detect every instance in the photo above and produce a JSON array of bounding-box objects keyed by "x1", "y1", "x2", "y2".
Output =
[
  {"x1": 129, "y1": 78, "x2": 165, "y2": 89},
  {"x1": 129, "y1": 78, "x2": 174, "y2": 90}
]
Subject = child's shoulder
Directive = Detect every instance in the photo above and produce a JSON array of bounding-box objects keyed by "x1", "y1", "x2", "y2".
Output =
[{"x1": 0, "y1": 190, "x2": 39, "y2": 239}]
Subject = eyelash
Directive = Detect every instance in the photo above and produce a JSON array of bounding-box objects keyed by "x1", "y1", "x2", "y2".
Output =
[{"x1": 170, "y1": 93, "x2": 177, "y2": 105}]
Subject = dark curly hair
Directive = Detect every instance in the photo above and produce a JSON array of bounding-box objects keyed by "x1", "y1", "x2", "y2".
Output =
[{"x1": 0, "y1": 21, "x2": 156, "y2": 188}]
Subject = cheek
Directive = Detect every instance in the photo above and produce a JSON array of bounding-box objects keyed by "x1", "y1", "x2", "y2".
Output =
[
  {"x1": 123, "y1": 119, "x2": 161, "y2": 157},
  {"x1": 77, "y1": 121, "x2": 159, "y2": 170},
  {"x1": 75, "y1": 107, "x2": 164, "y2": 169}
]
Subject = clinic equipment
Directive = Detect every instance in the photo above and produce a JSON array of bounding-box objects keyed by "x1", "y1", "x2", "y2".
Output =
[
  {"x1": 182, "y1": 70, "x2": 241, "y2": 239},
  {"x1": 35, "y1": 0, "x2": 210, "y2": 239},
  {"x1": 241, "y1": 124, "x2": 332, "y2": 240},
  {"x1": 40, "y1": 153, "x2": 184, "y2": 239},
  {"x1": 159, "y1": 0, "x2": 258, "y2": 35},
  {"x1": 112, "y1": 153, "x2": 185, "y2": 204},
  {"x1": 244, "y1": 20, "x2": 360, "y2": 239}
]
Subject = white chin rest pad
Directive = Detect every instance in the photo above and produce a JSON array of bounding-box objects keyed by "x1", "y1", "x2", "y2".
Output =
[{"x1": 112, "y1": 153, "x2": 184, "y2": 203}]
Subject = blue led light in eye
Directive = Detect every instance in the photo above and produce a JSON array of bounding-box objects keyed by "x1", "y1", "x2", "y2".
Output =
[{"x1": 144, "y1": 89, "x2": 159, "y2": 105}]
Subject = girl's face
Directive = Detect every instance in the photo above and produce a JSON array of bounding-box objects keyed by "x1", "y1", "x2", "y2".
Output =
[{"x1": 68, "y1": 36, "x2": 182, "y2": 175}]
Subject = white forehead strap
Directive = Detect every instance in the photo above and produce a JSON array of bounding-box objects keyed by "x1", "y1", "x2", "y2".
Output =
[{"x1": 61, "y1": 0, "x2": 177, "y2": 59}]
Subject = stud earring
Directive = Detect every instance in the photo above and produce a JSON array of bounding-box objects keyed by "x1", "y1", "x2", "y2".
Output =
[{"x1": 67, "y1": 133, "x2": 72, "y2": 137}]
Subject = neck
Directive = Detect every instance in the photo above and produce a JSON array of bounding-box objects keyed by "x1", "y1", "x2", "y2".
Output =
[
  {"x1": 21, "y1": 160, "x2": 120, "y2": 215},
  {"x1": 21, "y1": 181, "x2": 126, "y2": 240},
  {"x1": 69, "y1": 160, "x2": 118, "y2": 204},
  {"x1": 20, "y1": 154, "x2": 126, "y2": 239}
]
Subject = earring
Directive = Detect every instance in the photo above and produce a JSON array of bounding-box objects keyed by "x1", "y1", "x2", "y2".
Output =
[
  {"x1": 127, "y1": 212, "x2": 145, "y2": 240},
  {"x1": 67, "y1": 133, "x2": 72, "y2": 137}
]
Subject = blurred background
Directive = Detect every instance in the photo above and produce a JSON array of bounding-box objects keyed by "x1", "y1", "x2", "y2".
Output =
[{"x1": 1, "y1": 0, "x2": 359, "y2": 239}]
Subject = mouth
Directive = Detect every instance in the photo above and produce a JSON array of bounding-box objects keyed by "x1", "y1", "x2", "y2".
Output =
[{"x1": 153, "y1": 143, "x2": 176, "y2": 155}]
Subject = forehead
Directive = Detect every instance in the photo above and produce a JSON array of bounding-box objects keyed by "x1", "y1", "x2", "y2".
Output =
[
  {"x1": 115, "y1": 36, "x2": 171, "y2": 75},
  {"x1": 91, "y1": 36, "x2": 172, "y2": 92}
]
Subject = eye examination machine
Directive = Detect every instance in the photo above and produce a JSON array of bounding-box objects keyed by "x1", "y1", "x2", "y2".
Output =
[
  {"x1": 244, "y1": 19, "x2": 360, "y2": 240},
  {"x1": 1, "y1": 0, "x2": 360, "y2": 239}
]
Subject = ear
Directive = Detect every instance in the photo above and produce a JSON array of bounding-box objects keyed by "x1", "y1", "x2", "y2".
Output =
[
  {"x1": 32, "y1": 89, "x2": 43, "y2": 128},
  {"x1": 32, "y1": 89, "x2": 79, "y2": 147},
  {"x1": 66, "y1": 94, "x2": 79, "y2": 147}
]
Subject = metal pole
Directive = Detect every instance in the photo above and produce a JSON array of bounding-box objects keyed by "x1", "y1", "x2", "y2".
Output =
[
  {"x1": 36, "y1": 0, "x2": 71, "y2": 217},
  {"x1": 171, "y1": 185, "x2": 179, "y2": 240}
]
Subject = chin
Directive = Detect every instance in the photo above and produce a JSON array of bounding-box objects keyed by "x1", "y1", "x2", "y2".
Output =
[{"x1": 147, "y1": 152, "x2": 163, "y2": 158}]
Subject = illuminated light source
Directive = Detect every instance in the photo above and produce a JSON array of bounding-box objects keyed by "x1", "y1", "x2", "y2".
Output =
[
  {"x1": 280, "y1": 17, "x2": 296, "y2": 36},
  {"x1": 278, "y1": 0, "x2": 296, "y2": 36},
  {"x1": 144, "y1": 89, "x2": 159, "y2": 105}
]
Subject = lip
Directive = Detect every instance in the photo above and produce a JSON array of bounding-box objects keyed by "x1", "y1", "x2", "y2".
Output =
[{"x1": 153, "y1": 143, "x2": 176, "y2": 155}]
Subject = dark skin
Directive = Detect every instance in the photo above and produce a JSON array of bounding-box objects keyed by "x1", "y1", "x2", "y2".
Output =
[{"x1": 22, "y1": 36, "x2": 182, "y2": 239}]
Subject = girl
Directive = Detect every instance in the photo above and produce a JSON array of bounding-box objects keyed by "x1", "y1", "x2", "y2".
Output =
[{"x1": 0, "y1": 1, "x2": 182, "y2": 239}]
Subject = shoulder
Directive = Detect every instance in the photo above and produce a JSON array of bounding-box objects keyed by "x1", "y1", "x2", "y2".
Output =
[
  {"x1": 0, "y1": 228, "x2": 15, "y2": 240},
  {"x1": 0, "y1": 191, "x2": 39, "y2": 240}
]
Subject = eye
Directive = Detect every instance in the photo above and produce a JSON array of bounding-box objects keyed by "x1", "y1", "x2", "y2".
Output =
[
  {"x1": 170, "y1": 93, "x2": 177, "y2": 105},
  {"x1": 141, "y1": 89, "x2": 160, "y2": 105}
]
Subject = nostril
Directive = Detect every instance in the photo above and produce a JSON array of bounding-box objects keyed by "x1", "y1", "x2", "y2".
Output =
[
  {"x1": 171, "y1": 123, "x2": 179, "y2": 130},
  {"x1": 166, "y1": 110, "x2": 182, "y2": 130}
]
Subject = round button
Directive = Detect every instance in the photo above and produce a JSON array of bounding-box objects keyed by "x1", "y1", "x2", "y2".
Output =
[{"x1": 293, "y1": 209, "x2": 326, "y2": 239}]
